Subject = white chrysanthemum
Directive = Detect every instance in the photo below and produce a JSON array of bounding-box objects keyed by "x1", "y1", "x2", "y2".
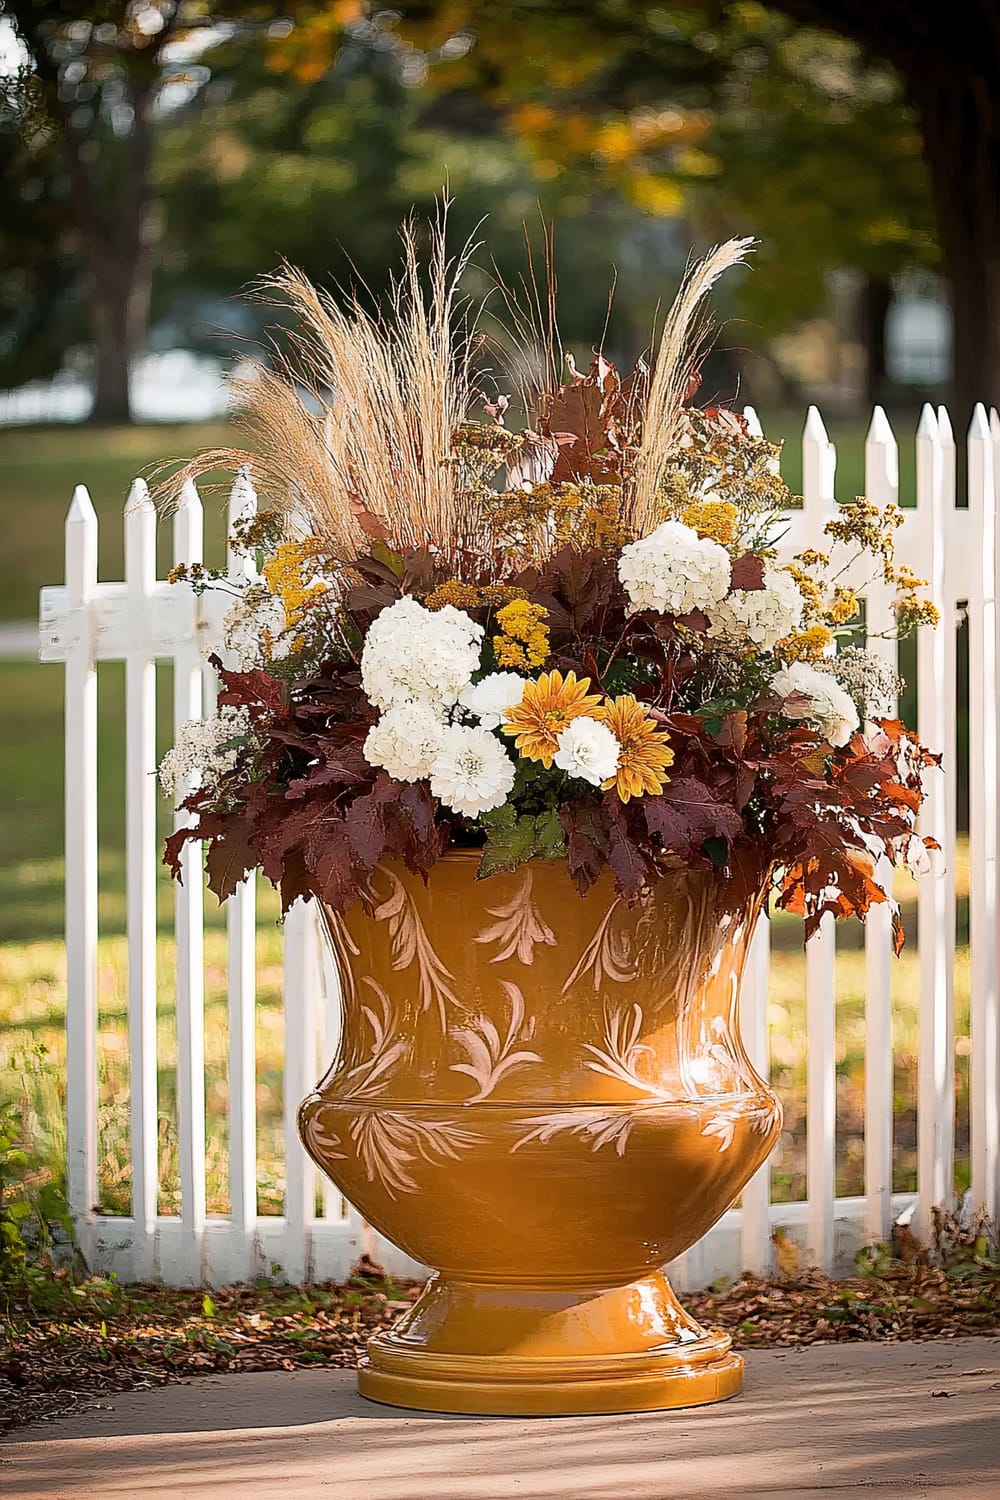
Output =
[
  {"x1": 458, "y1": 672, "x2": 527, "y2": 730},
  {"x1": 158, "y1": 705, "x2": 254, "y2": 798},
  {"x1": 617, "y1": 519, "x2": 731, "y2": 617},
  {"x1": 708, "y1": 565, "x2": 803, "y2": 652},
  {"x1": 362, "y1": 701, "x2": 446, "y2": 783},
  {"x1": 553, "y1": 716, "x2": 620, "y2": 787},
  {"x1": 771, "y1": 661, "x2": 860, "y2": 748},
  {"x1": 361, "y1": 596, "x2": 484, "y2": 712},
  {"x1": 429, "y1": 724, "x2": 516, "y2": 818},
  {"x1": 222, "y1": 589, "x2": 291, "y2": 669}
]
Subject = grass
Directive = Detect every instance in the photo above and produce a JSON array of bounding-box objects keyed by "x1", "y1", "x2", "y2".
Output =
[
  {"x1": 0, "y1": 413, "x2": 969, "y2": 1243},
  {"x1": 0, "y1": 421, "x2": 234, "y2": 625}
]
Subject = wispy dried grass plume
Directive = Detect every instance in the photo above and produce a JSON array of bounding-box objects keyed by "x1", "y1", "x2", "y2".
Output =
[
  {"x1": 156, "y1": 203, "x2": 482, "y2": 565},
  {"x1": 625, "y1": 236, "x2": 755, "y2": 536}
]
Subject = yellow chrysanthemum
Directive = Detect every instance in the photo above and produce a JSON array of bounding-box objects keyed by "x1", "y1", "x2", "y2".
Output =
[
  {"x1": 681, "y1": 499, "x2": 739, "y2": 546},
  {"x1": 595, "y1": 694, "x2": 674, "y2": 802},
  {"x1": 502, "y1": 670, "x2": 603, "y2": 767}
]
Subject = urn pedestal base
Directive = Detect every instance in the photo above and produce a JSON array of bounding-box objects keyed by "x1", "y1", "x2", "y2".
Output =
[{"x1": 357, "y1": 1270, "x2": 742, "y2": 1416}]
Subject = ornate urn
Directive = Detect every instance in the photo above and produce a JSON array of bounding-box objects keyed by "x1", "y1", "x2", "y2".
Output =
[{"x1": 298, "y1": 852, "x2": 780, "y2": 1415}]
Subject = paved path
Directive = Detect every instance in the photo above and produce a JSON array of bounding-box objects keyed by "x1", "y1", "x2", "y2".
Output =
[{"x1": 3, "y1": 1339, "x2": 999, "y2": 1499}]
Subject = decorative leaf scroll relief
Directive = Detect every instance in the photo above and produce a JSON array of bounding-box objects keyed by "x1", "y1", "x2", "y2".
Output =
[
  {"x1": 450, "y1": 981, "x2": 542, "y2": 1102},
  {"x1": 584, "y1": 1003, "x2": 661, "y2": 1095},
  {"x1": 561, "y1": 899, "x2": 636, "y2": 992},
  {"x1": 338, "y1": 978, "x2": 410, "y2": 1100},
  {"x1": 700, "y1": 1094, "x2": 780, "y2": 1153},
  {"x1": 300, "y1": 1110, "x2": 347, "y2": 1165},
  {"x1": 474, "y1": 869, "x2": 557, "y2": 965},
  {"x1": 372, "y1": 868, "x2": 459, "y2": 1027},
  {"x1": 350, "y1": 1112, "x2": 484, "y2": 1199},
  {"x1": 512, "y1": 1108, "x2": 638, "y2": 1158},
  {"x1": 325, "y1": 911, "x2": 360, "y2": 1006}
]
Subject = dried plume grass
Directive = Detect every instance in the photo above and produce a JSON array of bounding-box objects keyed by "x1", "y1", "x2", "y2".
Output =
[
  {"x1": 155, "y1": 204, "x2": 481, "y2": 565},
  {"x1": 623, "y1": 235, "x2": 755, "y2": 537}
]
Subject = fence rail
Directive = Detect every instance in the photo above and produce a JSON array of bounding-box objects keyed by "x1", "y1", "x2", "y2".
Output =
[{"x1": 38, "y1": 404, "x2": 1000, "y2": 1288}]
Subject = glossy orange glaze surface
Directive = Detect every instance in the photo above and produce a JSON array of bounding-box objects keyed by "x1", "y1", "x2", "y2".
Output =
[{"x1": 298, "y1": 853, "x2": 780, "y2": 1413}]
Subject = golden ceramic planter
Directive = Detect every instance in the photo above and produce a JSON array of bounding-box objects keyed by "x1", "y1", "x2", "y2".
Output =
[{"x1": 298, "y1": 853, "x2": 780, "y2": 1415}]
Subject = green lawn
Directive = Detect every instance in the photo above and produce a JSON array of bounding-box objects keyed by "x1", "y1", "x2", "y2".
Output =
[
  {"x1": 0, "y1": 412, "x2": 966, "y2": 1234},
  {"x1": 0, "y1": 421, "x2": 234, "y2": 624}
]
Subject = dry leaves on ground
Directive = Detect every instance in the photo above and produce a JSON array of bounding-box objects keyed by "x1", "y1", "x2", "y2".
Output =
[{"x1": 2, "y1": 1254, "x2": 997, "y2": 1436}]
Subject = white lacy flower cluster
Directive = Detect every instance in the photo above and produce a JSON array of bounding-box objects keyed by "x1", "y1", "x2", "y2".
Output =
[
  {"x1": 361, "y1": 595, "x2": 484, "y2": 711},
  {"x1": 361, "y1": 598, "x2": 517, "y2": 817},
  {"x1": 222, "y1": 588, "x2": 292, "y2": 669},
  {"x1": 618, "y1": 520, "x2": 731, "y2": 616},
  {"x1": 770, "y1": 661, "x2": 860, "y2": 748},
  {"x1": 707, "y1": 565, "x2": 803, "y2": 653},
  {"x1": 158, "y1": 705, "x2": 255, "y2": 798}
]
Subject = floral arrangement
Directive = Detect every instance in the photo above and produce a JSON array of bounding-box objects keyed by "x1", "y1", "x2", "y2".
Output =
[{"x1": 161, "y1": 214, "x2": 938, "y2": 944}]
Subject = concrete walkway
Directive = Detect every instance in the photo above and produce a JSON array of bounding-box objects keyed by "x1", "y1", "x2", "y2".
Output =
[{"x1": 3, "y1": 1339, "x2": 999, "y2": 1499}]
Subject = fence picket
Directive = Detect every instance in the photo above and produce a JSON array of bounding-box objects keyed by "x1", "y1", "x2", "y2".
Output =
[
  {"x1": 282, "y1": 899, "x2": 322, "y2": 1283},
  {"x1": 124, "y1": 479, "x2": 159, "y2": 1275},
  {"x1": 968, "y1": 406, "x2": 1000, "y2": 1222},
  {"x1": 223, "y1": 471, "x2": 260, "y2": 1280},
  {"x1": 801, "y1": 408, "x2": 838, "y2": 1270},
  {"x1": 862, "y1": 408, "x2": 899, "y2": 1246},
  {"x1": 740, "y1": 913, "x2": 773, "y2": 1274},
  {"x1": 171, "y1": 480, "x2": 207, "y2": 1284},
  {"x1": 317, "y1": 930, "x2": 344, "y2": 1220},
  {"x1": 62, "y1": 486, "x2": 99, "y2": 1265},
  {"x1": 915, "y1": 406, "x2": 956, "y2": 1241}
]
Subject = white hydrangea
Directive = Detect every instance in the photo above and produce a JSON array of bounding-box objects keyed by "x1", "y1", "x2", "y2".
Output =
[
  {"x1": 222, "y1": 588, "x2": 292, "y2": 669},
  {"x1": 429, "y1": 724, "x2": 516, "y2": 818},
  {"x1": 617, "y1": 519, "x2": 732, "y2": 617},
  {"x1": 771, "y1": 661, "x2": 860, "y2": 748},
  {"x1": 553, "y1": 716, "x2": 620, "y2": 786},
  {"x1": 458, "y1": 672, "x2": 527, "y2": 730},
  {"x1": 362, "y1": 701, "x2": 446, "y2": 782},
  {"x1": 158, "y1": 705, "x2": 254, "y2": 798},
  {"x1": 361, "y1": 596, "x2": 484, "y2": 712},
  {"x1": 708, "y1": 565, "x2": 803, "y2": 652}
]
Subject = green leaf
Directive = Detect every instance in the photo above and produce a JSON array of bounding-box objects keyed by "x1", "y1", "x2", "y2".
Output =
[
  {"x1": 477, "y1": 806, "x2": 537, "y2": 878},
  {"x1": 533, "y1": 808, "x2": 567, "y2": 860}
]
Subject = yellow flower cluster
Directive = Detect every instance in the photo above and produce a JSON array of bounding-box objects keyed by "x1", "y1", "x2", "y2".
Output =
[
  {"x1": 775, "y1": 625, "x2": 834, "y2": 663},
  {"x1": 825, "y1": 498, "x2": 904, "y2": 560},
  {"x1": 829, "y1": 588, "x2": 859, "y2": 625},
  {"x1": 262, "y1": 538, "x2": 327, "y2": 628},
  {"x1": 895, "y1": 595, "x2": 941, "y2": 630},
  {"x1": 485, "y1": 481, "x2": 629, "y2": 559},
  {"x1": 425, "y1": 580, "x2": 527, "y2": 612},
  {"x1": 680, "y1": 498, "x2": 739, "y2": 546},
  {"x1": 493, "y1": 600, "x2": 551, "y2": 670}
]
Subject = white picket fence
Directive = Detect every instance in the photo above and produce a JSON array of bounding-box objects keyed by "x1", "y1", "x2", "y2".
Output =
[{"x1": 38, "y1": 404, "x2": 1000, "y2": 1289}]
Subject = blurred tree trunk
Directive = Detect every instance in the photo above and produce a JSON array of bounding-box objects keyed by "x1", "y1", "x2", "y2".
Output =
[
  {"x1": 860, "y1": 277, "x2": 892, "y2": 409},
  {"x1": 770, "y1": 0, "x2": 1000, "y2": 424},
  {"x1": 7, "y1": 3, "x2": 162, "y2": 425},
  {"x1": 912, "y1": 62, "x2": 1000, "y2": 431},
  {"x1": 81, "y1": 77, "x2": 157, "y2": 426}
]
